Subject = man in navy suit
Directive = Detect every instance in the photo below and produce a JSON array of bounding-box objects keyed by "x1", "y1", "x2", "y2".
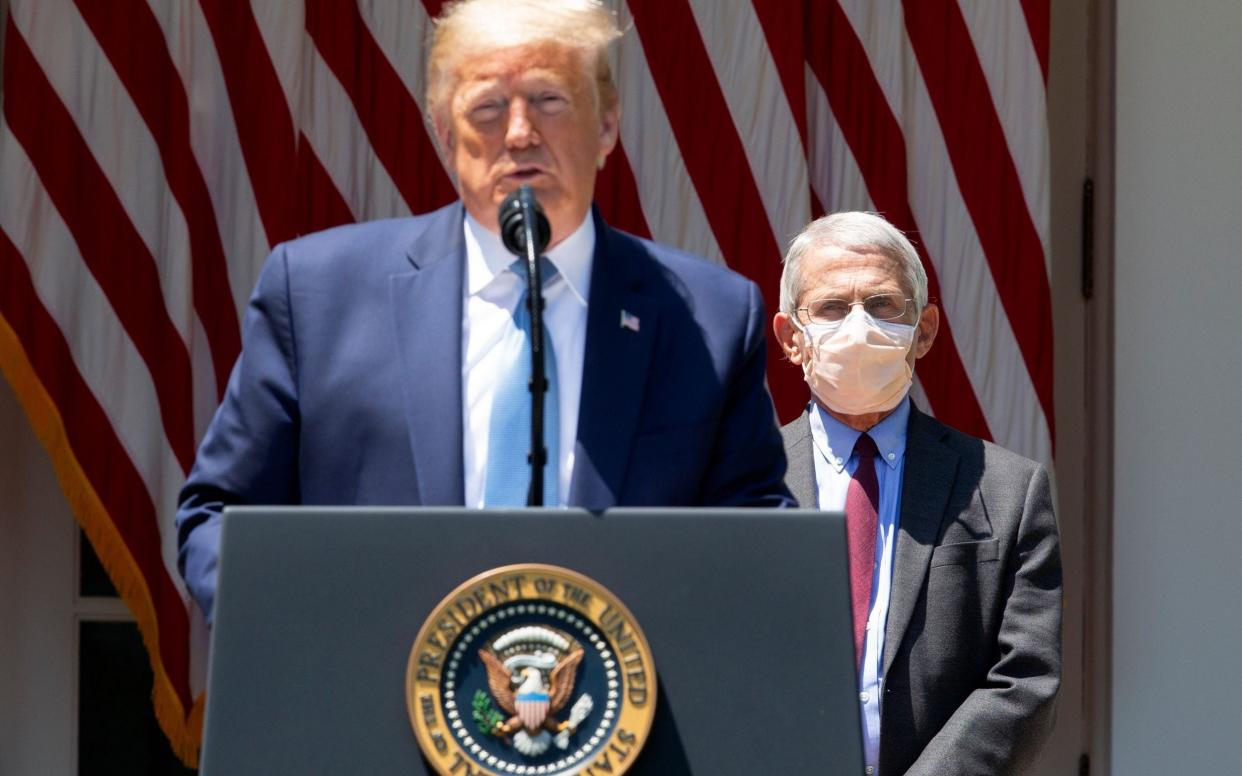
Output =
[{"x1": 176, "y1": 0, "x2": 791, "y2": 619}]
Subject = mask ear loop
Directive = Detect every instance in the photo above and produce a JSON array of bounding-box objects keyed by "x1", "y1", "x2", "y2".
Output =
[
  {"x1": 787, "y1": 315, "x2": 810, "y2": 366},
  {"x1": 789, "y1": 312, "x2": 848, "y2": 365}
]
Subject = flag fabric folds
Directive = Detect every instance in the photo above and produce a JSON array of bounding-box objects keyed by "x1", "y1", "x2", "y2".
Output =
[{"x1": 0, "y1": 0, "x2": 1052, "y2": 764}]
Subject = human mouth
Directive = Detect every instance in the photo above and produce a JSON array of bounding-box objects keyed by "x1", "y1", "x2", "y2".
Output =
[{"x1": 505, "y1": 166, "x2": 546, "y2": 182}]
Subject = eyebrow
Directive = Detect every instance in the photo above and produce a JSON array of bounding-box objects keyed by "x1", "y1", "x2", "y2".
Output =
[{"x1": 813, "y1": 283, "x2": 905, "y2": 297}]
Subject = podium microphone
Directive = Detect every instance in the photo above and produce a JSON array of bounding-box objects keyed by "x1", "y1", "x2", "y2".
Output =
[
  {"x1": 500, "y1": 185, "x2": 551, "y2": 256},
  {"x1": 498, "y1": 186, "x2": 552, "y2": 506}
]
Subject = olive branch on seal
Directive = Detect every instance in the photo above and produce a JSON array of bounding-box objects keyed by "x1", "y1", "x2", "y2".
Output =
[{"x1": 472, "y1": 689, "x2": 505, "y2": 736}]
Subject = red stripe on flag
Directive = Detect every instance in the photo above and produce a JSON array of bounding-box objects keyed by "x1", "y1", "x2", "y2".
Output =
[
  {"x1": 1019, "y1": 0, "x2": 1050, "y2": 83},
  {"x1": 805, "y1": 0, "x2": 993, "y2": 440},
  {"x1": 197, "y1": 0, "x2": 297, "y2": 246},
  {"x1": 810, "y1": 188, "x2": 827, "y2": 220},
  {"x1": 3, "y1": 21, "x2": 197, "y2": 470},
  {"x1": 0, "y1": 229, "x2": 192, "y2": 708},
  {"x1": 298, "y1": 135, "x2": 357, "y2": 235},
  {"x1": 627, "y1": 0, "x2": 806, "y2": 421},
  {"x1": 750, "y1": 1, "x2": 810, "y2": 148},
  {"x1": 902, "y1": 0, "x2": 1055, "y2": 442},
  {"x1": 74, "y1": 0, "x2": 242, "y2": 400},
  {"x1": 305, "y1": 0, "x2": 457, "y2": 216},
  {"x1": 595, "y1": 143, "x2": 653, "y2": 239}
]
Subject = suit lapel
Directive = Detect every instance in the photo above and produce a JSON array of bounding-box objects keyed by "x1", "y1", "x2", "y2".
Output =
[
  {"x1": 568, "y1": 213, "x2": 657, "y2": 511},
  {"x1": 389, "y1": 204, "x2": 466, "y2": 505},
  {"x1": 883, "y1": 406, "x2": 959, "y2": 677},
  {"x1": 782, "y1": 412, "x2": 819, "y2": 508}
]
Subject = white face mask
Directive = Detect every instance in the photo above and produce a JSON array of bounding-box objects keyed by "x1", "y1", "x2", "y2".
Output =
[{"x1": 794, "y1": 307, "x2": 917, "y2": 416}]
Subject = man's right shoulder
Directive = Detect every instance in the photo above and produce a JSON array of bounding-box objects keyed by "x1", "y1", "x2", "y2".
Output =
[
  {"x1": 779, "y1": 412, "x2": 810, "y2": 450},
  {"x1": 271, "y1": 203, "x2": 461, "y2": 275}
]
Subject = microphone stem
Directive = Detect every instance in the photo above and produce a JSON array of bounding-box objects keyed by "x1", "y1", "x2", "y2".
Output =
[{"x1": 520, "y1": 189, "x2": 547, "y2": 507}]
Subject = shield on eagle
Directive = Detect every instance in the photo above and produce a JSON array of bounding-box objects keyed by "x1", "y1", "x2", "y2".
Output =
[{"x1": 515, "y1": 688, "x2": 550, "y2": 730}]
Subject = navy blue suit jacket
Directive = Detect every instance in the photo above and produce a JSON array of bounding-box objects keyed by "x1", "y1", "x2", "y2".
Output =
[{"x1": 177, "y1": 203, "x2": 791, "y2": 616}]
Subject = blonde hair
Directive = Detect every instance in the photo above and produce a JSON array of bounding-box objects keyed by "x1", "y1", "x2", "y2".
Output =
[{"x1": 427, "y1": 0, "x2": 622, "y2": 128}]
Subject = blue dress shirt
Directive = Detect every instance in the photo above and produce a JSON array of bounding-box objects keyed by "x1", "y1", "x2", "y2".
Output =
[{"x1": 808, "y1": 397, "x2": 910, "y2": 776}]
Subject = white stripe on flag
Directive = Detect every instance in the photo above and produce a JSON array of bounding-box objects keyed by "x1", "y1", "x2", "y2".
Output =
[
  {"x1": 806, "y1": 70, "x2": 876, "y2": 215},
  {"x1": 613, "y1": 2, "x2": 724, "y2": 265},
  {"x1": 355, "y1": 0, "x2": 457, "y2": 186},
  {"x1": 0, "y1": 131, "x2": 191, "y2": 595},
  {"x1": 957, "y1": 0, "x2": 1051, "y2": 266},
  {"x1": 13, "y1": 0, "x2": 196, "y2": 348},
  {"x1": 687, "y1": 0, "x2": 811, "y2": 249},
  {"x1": 303, "y1": 45, "x2": 410, "y2": 221},
  {"x1": 247, "y1": 0, "x2": 304, "y2": 123},
  {"x1": 146, "y1": 0, "x2": 273, "y2": 316}
]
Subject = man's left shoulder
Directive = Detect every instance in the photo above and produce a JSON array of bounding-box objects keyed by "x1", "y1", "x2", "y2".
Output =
[
  {"x1": 914, "y1": 409, "x2": 1047, "y2": 497},
  {"x1": 608, "y1": 226, "x2": 759, "y2": 303}
]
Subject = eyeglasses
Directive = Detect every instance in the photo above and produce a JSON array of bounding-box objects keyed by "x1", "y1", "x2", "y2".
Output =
[{"x1": 797, "y1": 293, "x2": 914, "y2": 324}]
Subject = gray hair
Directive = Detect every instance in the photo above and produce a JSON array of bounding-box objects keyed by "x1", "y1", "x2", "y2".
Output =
[
  {"x1": 779, "y1": 211, "x2": 928, "y2": 314},
  {"x1": 427, "y1": 0, "x2": 622, "y2": 130}
]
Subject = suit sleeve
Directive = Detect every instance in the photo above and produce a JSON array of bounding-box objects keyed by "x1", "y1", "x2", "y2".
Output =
[
  {"x1": 699, "y1": 280, "x2": 794, "y2": 508},
  {"x1": 175, "y1": 244, "x2": 302, "y2": 621},
  {"x1": 905, "y1": 463, "x2": 1062, "y2": 775}
]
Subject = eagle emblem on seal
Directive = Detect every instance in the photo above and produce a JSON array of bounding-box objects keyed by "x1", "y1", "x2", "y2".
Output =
[{"x1": 472, "y1": 625, "x2": 595, "y2": 757}]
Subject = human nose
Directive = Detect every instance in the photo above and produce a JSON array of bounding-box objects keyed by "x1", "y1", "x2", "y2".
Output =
[{"x1": 505, "y1": 99, "x2": 539, "y2": 149}]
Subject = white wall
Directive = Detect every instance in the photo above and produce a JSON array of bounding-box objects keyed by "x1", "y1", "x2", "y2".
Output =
[
  {"x1": 0, "y1": 375, "x2": 77, "y2": 775},
  {"x1": 1113, "y1": 2, "x2": 1242, "y2": 772}
]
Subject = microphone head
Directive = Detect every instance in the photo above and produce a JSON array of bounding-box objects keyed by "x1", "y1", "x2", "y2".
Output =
[{"x1": 499, "y1": 185, "x2": 552, "y2": 256}]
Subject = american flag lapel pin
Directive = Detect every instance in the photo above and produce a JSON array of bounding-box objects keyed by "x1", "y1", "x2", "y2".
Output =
[{"x1": 619, "y1": 309, "x2": 640, "y2": 333}]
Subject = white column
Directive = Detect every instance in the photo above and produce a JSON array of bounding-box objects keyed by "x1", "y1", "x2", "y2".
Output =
[
  {"x1": 0, "y1": 377, "x2": 77, "y2": 775},
  {"x1": 1113, "y1": 2, "x2": 1242, "y2": 773}
]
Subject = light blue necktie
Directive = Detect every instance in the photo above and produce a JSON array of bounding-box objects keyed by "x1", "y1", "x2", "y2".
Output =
[{"x1": 484, "y1": 258, "x2": 560, "y2": 507}]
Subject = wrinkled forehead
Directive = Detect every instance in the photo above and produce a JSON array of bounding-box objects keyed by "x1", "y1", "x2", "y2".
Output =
[
  {"x1": 803, "y1": 245, "x2": 909, "y2": 297},
  {"x1": 451, "y1": 41, "x2": 596, "y2": 99}
]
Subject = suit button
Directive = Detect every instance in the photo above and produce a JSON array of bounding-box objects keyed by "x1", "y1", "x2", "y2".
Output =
[{"x1": 866, "y1": 767, "x2": 875, "y2": 775}]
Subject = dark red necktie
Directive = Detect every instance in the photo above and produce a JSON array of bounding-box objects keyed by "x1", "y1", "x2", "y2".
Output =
[{"x1": 845, "y1": 433, "x2": 880, "y2": 665}]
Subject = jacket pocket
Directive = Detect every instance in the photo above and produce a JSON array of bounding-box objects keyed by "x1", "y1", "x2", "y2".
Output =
[{"x1": 930, "y1": 538, "x2": 1000, "y2": 567}]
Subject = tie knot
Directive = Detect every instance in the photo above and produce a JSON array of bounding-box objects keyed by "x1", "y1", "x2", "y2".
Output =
[
  {"x1": 509, "y1": 257, "x2": 560, "y2": 288},
  {"x1": 853, "y1": 433, "x2": 879, "y2": 461}
]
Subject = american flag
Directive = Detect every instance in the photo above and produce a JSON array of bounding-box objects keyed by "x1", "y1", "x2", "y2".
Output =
[{"x1": 0, "y1": 0, "x2": 1052, "y2": 764}]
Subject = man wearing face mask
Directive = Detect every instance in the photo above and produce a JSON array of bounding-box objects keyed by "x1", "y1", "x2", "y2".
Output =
[{"x1": 773, "y1": 212, "x2": 1061, "y2": 776}]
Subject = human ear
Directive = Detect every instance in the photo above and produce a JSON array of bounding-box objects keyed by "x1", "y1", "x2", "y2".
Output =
[
  {"x1": 597, "y1": 100, "x2": 620, "y2": 161},
  {"x1": 913, "y1": 303, "x2": 940, "y2": 359},
  {"x1": 773, "y1": 312, "x2": 806, "y2": 365}
]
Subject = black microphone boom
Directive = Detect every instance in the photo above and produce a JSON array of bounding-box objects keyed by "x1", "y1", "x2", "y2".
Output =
[{"x1": 498, "y1": 185, "x2": 551, "y2": 507}]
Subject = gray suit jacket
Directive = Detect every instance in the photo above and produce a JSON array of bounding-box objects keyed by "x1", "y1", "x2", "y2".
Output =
[{"x1": 782, "y1": 405, "x2": 1061, "y2": 775}]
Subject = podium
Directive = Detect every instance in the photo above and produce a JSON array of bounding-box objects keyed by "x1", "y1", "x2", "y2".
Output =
[{"x1": 200, "y1": 508, "x2": 864, "y2": 775}]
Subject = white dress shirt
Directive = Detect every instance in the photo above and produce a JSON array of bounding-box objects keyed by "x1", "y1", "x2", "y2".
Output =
[
  {"x1": 461, "y1": 212, "x2": 593, "y2": 507},
  {"x1": 809, "y1": 396, "x2": 910, "y2": 776}
]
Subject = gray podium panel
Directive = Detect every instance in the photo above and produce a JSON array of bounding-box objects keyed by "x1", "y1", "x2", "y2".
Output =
[{"x1": 202, "y1": 508, "x2": 862, "y2": 775}]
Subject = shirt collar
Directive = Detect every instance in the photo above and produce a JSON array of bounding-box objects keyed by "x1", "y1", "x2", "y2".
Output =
[
  {"x1": 463, "y1": 210, "x2": 594, "y2": 306},
  {"x1": 808, "y1": 396, "x2": 910, "y2": 474}
]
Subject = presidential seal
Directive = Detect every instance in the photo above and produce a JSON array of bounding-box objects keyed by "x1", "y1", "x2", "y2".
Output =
[{"x1": 406, "y1": 564, "x2": 657, "y2": 776}]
